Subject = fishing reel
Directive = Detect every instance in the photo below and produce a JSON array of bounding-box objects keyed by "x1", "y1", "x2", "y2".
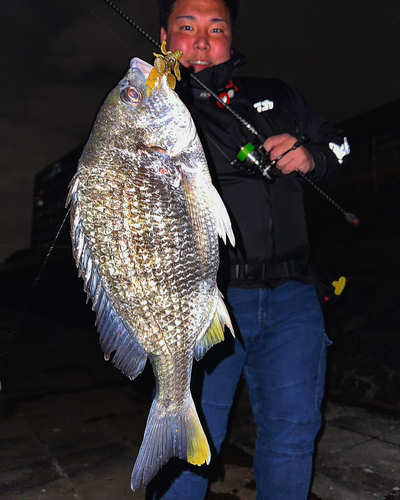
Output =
[
  {"x1": 231, "y1": 135, "x2": 309, "y2": 182},
  {"x1": 231, "y1": 141, "x2": 277, "y2": 181}
]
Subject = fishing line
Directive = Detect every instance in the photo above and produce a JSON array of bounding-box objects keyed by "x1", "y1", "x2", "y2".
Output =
[
  {"x1": 14, "y1": 207, "x2": 70, "y2": 317},
  {"x1": 23, "y1": 207, "x2": 71, "y2": 310},
  {"x1": 102, "y1": 0, "x2": 161, "y2": 49},
  {"x1": 0, "y1": 207, "x2": 71, "y2": 387},
  {"x1": 79, "y1": 0, "x2": 133, "y2": 53}
]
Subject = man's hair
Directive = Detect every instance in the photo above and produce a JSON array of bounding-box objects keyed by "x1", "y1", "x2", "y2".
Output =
[{"x1": 158, "y1": 0, "x2": 239, "y2": 32}]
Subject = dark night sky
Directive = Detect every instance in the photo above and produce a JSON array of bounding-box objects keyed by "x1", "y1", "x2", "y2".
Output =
[{"x1": 1, "y1": 0, "x2": 399, "y2": 262}]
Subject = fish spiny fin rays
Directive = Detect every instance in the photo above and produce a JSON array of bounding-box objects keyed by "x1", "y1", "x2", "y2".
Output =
[
  {"x1": 130, "y1": 394, "x2": 210, "y2": 491},
  {"x1": 211, "y1": 185, "x2": 235, "y2": 246},
  {"x1": 65, "y1": 172, "x2": 79, "y2": 208},
  {"x1": 68, "y1": 189, "x2": 148, "y2": 380},
  {"x1": 194, "y1": 292, "x2": 235, "y2": 361}
]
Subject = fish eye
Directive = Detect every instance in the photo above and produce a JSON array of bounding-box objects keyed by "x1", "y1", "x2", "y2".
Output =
[{"x1": 120, "y1": 86, "x2": 142, "y2": 105}]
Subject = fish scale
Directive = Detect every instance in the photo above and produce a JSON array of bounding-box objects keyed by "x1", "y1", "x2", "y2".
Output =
[{"x1": 67, "y1": 57, "x2": 235, "y2": 490}]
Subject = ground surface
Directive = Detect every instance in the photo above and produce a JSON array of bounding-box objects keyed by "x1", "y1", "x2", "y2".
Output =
[{"x1": 1, "y1": 176, "x2": 400, "y2": 500}]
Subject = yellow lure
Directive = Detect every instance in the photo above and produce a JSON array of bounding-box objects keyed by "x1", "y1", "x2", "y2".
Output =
[{"x1": 146, "y1": 41, "x2": 183, "y2": 96}]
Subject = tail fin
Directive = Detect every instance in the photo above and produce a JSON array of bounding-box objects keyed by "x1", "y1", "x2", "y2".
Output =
[{"x1": 130, "y1": 394, "x2": 210, "y2": 491}]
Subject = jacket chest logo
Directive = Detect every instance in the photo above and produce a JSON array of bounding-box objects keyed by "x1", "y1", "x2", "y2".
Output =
[
  {"x1": 329, "y1": 138, "x2": 350, "y2": 164},
  {"x1": 217, "y1": 80, "x2": 239, "y2": 108},
  {"x1": 253, "y1": 99, "x2": 274, "y2": 113}
]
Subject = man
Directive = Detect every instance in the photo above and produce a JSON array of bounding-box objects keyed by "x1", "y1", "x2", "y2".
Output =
[{"x1": 147, "y1": 0, "x2": 349, "y2": 498}]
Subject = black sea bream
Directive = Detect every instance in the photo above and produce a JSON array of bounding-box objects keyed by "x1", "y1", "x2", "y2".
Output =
[{"x1": 66, "y1": 57, "x2": 235, "y2": 490}]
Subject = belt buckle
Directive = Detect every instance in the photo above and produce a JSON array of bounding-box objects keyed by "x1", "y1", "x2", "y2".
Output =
[{"x1": 245, "y1": 264, "x2": 261, "y2": 281}]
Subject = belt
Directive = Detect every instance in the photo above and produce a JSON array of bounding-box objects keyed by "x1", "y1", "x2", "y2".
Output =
[{"x1": 231, "y1": 260, "x2": 305, "y2": 282}]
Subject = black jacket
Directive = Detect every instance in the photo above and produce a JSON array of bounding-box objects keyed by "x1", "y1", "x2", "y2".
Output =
[{"x1": 177, "y1": 56, "x2": 349, "y2": 287}]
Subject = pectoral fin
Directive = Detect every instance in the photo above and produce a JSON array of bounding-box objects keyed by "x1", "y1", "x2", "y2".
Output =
[{"x1": 211, "y1": 186, "x2": 235, "y2": 247}]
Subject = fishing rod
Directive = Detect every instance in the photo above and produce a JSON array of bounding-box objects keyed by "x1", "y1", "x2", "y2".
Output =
[{"x1": 102, "y1": 0, "x2": 360, "y2": 227}]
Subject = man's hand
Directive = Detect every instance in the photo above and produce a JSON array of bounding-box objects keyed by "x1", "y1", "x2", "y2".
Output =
[{"x1": 263, "y1": 134, "x2": 315, "y2": 175}]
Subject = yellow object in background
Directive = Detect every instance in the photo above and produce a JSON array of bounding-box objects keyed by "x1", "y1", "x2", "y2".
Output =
[{"x1": 332, "y1": 276, "x2": 346, "y2": 296}]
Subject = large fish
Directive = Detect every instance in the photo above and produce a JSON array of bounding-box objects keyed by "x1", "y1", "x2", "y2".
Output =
[{"x1": 66, "y1": 57, "x2": 235, "y2": 490}]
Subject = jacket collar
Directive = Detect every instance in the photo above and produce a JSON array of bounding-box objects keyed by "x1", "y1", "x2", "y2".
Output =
[
  {"x1": 190, "y1": 50, "x2": 246, "y2": 90},
  {"x1": 177, "y1": 50, "x2": 246, "y2": 102}
]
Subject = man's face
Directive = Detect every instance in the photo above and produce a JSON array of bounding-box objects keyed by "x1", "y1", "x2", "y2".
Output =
[{"x1": 160, "y1": 0, "x2": 233, "y2": 73}]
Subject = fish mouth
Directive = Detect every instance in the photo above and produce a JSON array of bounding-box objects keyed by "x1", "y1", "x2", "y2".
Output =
[{"x1": 130, "y1": 57, "x2": 153, "y2": 77}]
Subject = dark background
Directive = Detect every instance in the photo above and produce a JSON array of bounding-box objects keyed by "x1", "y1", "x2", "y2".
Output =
[
  {"x1": 1, "y1": 0, "x2": 399, "y2": 263},
  {"x1": 0, "y1": 5, "x2": 399, "y2": 497}
]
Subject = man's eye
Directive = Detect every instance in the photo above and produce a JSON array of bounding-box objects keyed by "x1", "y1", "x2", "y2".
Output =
[{"x1": 181, "y1": 25, "x2": 193, "y2": 31}]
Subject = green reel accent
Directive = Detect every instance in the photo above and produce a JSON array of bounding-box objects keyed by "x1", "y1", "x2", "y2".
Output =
[{"x1": 236, "y1": 142, "x2": 255, "y2": 162}]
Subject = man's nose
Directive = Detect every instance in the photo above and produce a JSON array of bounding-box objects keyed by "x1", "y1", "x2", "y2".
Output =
[{"x1": 193, "y1": 31, "x2": 210, "y2": 50}]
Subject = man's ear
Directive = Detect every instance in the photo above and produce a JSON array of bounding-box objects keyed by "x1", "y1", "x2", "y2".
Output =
[{"x1": 160, "y1": 27, "x2": 167, "y2": 42}]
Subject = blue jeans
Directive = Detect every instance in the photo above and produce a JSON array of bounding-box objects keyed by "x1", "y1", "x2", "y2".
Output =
[{"x1": 146, "y1": 281, "x2": 329, "y2": 500}]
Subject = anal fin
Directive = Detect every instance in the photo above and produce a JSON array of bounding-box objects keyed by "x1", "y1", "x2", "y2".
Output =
[{"x1": 194, "y1": 293, "x2": 235, "y2": 361}]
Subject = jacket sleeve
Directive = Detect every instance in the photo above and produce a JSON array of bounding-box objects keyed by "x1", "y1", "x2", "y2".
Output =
[{"x1": 279, "y1": 80, "x2": 350, "y2": 184}]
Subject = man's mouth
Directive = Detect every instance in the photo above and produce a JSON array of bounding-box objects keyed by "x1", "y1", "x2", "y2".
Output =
[{"x1": 188, "y1": 60, "x2": 211, "y2": 67}]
